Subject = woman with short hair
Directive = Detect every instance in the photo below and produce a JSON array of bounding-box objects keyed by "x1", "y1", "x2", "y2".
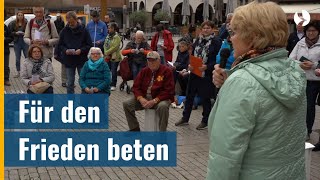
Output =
[
  {"x1": 21, "y1": 45, "x2": 55, "y2": 94},
  {"x1": 208, "y1": 2, "x2": 306, "y2": 179},
  {"x1": 79, "y1": 47, "x2": 111, "y2": 94},
  {"x1": 290, "y1": 21, "x2": 320, "y2": 141}
]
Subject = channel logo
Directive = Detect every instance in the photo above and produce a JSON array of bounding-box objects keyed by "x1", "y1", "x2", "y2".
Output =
[{"x1": 294, "y1": 10, "x2": 310, "y2": 26}]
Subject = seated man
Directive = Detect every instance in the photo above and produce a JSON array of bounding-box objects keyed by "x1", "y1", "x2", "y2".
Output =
[{"x1": 123, "y1": 51, "x2": 175, "y2": 131}]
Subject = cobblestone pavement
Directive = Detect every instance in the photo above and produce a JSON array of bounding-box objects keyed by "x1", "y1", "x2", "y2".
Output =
[{"x1": 4, "y1": 37, "x2": 320, "y2": 180}]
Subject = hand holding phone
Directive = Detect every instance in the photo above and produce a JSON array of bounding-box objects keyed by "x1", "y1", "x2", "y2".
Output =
[{"x1": 299, "y1": 56, "x2": 311, "y2": 62}]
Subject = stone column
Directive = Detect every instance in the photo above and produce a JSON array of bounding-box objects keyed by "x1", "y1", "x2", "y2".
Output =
[{"x1": 191, "y1": 13, "x2": 195, "y2": 25}]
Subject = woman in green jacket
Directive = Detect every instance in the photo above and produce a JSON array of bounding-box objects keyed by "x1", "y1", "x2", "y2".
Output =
[
  {"x1": 207, "y1": 2, "x2": 306, "y2": 180},
  {"x1": 104, "y1": 22, "x2": 121, "y2": 91}
]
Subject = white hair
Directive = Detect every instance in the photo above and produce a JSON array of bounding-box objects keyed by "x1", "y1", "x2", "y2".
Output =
[
  {"x1": 87, "y1": 47, "x2": 103, "y2": 59},
  {"x1": 135, "y1": 30, "x2": 146, "y2": 41}
]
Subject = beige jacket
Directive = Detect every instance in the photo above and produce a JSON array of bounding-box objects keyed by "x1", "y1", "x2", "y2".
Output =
[
  {"x1": 24, "y1": 19, "x2": 59, "y2": 59},
  {"x1": 21, "y1": 58, "x2": 55, "y2": 86}
]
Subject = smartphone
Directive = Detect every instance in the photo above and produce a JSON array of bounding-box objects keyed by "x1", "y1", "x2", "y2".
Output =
[{"x1": 299, "y1": 56, "x2": 311, "y2": 62}]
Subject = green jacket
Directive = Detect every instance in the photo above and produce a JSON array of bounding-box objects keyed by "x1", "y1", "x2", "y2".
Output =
[
  {"x1": 207, "y1": 48, "x2": 307, "y2": 180},
  {"x1": 104, "y1": 32, "x2": 122, "y2": 62}
]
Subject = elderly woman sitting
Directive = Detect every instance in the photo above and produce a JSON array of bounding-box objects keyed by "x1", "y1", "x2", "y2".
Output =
[
  {"x1": 79, "y1": 47, "x2": 111, "y2": 94},
  {"x1": 21, "y1": 45, "x2": 55, "y2": 94}
]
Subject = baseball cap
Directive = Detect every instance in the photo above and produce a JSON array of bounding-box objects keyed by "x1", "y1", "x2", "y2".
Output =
[
  {"x1": 147, "y1": 51, "x2": 160, "y2": 60},
  {"x1": 91, "y1": 10, "x2": 99, "y2": 17}
]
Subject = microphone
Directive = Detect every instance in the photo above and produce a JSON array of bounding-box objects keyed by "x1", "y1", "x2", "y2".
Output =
[{"x1": 219, "y1": 48, "x2": 231, "y2": 69}]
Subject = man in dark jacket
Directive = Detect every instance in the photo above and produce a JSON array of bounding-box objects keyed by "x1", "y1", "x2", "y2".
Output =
[
  {"x1": 57, "y1": 11, "x2": 92, "y2": 94},
  {"x1": 123, "y1": 51, "x2": 175, "y2": 131},
  {"x1": 54, "y1": 13, "x2": 65, "y2": 34},
  {"x1": 287, "y1": 21, "x2": 304, "y2": 55},
  {"x1": 5, "y1": 24, "x2": 14, "y2": 86}
]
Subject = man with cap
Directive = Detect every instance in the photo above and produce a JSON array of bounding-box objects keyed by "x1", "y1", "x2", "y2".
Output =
[
  {"x1": 123, "y1": 51, "x2": 175, "y2": 131},
  {"x1": 86, "y1": 10, "x2": 108, "y2": 52}
]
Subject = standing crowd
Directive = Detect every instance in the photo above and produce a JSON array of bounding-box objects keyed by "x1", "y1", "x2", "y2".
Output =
[{"x1": 3, "y1": 2, "x2": 320, "y2": 179}]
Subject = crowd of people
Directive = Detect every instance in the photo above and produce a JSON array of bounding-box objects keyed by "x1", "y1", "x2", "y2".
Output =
[{"x1": 3, "y1": 2, "x2": 320, "y2": 179}]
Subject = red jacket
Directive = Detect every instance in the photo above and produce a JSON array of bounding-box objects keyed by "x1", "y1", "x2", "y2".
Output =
[
  {"x1": 132, "y1": 64, "x2": 175, "y2": 102},
  {"x1": 151, "y1": 30, "x2": 174, "y2": 62}
]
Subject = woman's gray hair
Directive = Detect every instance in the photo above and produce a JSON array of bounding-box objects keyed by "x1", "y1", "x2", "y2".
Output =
[
  {"x1": 87, "y1": 47, "x2": 103, "y2": 59},
  {"x1": 66, "y1": 11, "x2": 77, "y2": 20}
]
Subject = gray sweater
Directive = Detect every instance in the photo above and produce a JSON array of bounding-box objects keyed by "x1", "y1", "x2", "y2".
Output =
[{"x1": 21, "y1": 58, "x2": 55, "y2": 86}]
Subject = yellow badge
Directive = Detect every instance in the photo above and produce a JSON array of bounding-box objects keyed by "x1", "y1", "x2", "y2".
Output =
[{"x1": 156, "y1": 75, "x2": 164, "y2": 82}]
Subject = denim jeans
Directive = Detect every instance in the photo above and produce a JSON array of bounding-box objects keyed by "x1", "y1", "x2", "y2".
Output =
[
  {"x1": 131, "y1": 62, "x2": 146, "y2": 79},
  {"x1": 13, "y1": 38, "x2": 28, "y2": 72},
  {"x1": 108, "y1": 61, "x2": 119, "y2": 87},
  {"x1": 66, "y1": 65, "x2": 82, "y2": 94}
]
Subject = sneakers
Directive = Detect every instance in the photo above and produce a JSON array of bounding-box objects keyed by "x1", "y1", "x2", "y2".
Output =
[
  {"x1": 13, "y1": 72, "x2": 20, "y2": 78},
  {"x1": 4, "y1": 81, "x2": 11, "y2": 86},
  {"x1": 196, "y1": 122, "x2": 208, "y2": 130},
  {"x1": 175, "y1": 118, "x2": 189, "y2": 126},
  {"x1": 111, "y1": 86, "x2": 116, "y2": 91},
  {"x1": 61, "y1": 83, "x2": 67, "y2": 87}
]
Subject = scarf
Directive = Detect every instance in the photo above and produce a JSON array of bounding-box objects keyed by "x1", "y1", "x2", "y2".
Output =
[
  {"x1": 104, "y1": 32, "x2": 116, "y2": 50},
  {"x1": 88, "y1": 57, "x2": 104, "y2": 71},
  {"x1": 30, "y1": 58, "x2": 45, "y2": 76},
  {"x1": 231, "y1": 47, "x2": 279, "y2": 68},
  {"x1": 194, "y1": 34, "x2": 215, "y2": 64},
  {"x1": 305, "y1": 36, "x2": 319, "y2": 48}
]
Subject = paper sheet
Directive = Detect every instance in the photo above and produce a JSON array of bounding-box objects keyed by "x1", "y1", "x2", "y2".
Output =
[
  {"x1": 190, "y1": 55, "x2": 203, "y2": 77},
  {"x1": 34, "y1": 30, "x2": 41, "y2": 40}
]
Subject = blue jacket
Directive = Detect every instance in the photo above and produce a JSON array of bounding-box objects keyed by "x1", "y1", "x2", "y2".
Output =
[
  {"x1": 86, "y1": 20, "x2": 108, "y2": 46},
  {"x1": 79, "y1": 61, "x2": 111, "y2": 94},
  {"x1": 216, "y1": 39, "x2": 235, "y2": 70}
]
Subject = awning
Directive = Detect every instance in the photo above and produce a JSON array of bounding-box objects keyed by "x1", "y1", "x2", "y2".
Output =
[
  {"x1": 280, "y1": 4, "x2": 320, "y2": 13},
  {"x1": 280, "y1": 4, "x2": 320, "y2": 20}
]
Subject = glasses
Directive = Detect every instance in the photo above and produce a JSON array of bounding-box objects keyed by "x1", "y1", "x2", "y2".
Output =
[
  {"x1": 228, "y1": 29, "x2": 236, "y2": 37},
  {"x1": 91, "y1": 53, "x2": 100, "y2": 55}
]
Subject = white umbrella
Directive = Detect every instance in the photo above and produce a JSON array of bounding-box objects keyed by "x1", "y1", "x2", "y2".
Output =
[
  {"x1": 214, "y1": 0, "x2": 223, "y2": 23},
  {"x1": 226, "y1": 0, "x2": 237, "y2": 15},
  {"x1": 162, "y1": 0, "x2": 171, "y2": 18},
  {"x1": 203, "y1": 0, "x2": 209, "y2": 21},
  {"x1": 181, "y1": 0, "x2": 191, "y2": 25}
]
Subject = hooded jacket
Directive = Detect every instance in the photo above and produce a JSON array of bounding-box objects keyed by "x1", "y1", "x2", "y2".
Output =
[{"x1": 207, "y1": 48, "x2": 306, "y2": 180}]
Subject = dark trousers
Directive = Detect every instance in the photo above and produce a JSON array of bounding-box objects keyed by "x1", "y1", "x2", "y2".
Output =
[
  {"x1": 66, "y1": 64, "x2": 82, "y2": 94},
  {"x1": 182, "y1": 74, "x2": 214, "y2": 124},
  {"x1": 108, "y1": 61, "x2": 120, "y2": 87},
  {"x1": 4, "y1": 53, "x2": 10, "y2": 81},
  {"x1": 306, "y1": 81, "x2": 320, "y2": 134},
  {"x1": 27, "y1": 86, "x2": 54, "y2": 94}
]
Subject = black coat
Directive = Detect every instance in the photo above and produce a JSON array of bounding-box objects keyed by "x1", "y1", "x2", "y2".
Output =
[
  {"x1": 287, "y1": 31, "x2": 304, "y2": 55},
  {"x1": 4, "y1": 25, "x2": 13, "y2": 54},
  {"x1": 57, "y1": 23, "x2": 92, "y2": 68},
  {"x1": 174, "y1": 51, "x2": 189, "y2": 71},
  {"x1": 54, "y1": 19, "x2": 65, "y2": 34},
  {"x1": 188, "y1": 34, "x2": 222, "y2": 99}
]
